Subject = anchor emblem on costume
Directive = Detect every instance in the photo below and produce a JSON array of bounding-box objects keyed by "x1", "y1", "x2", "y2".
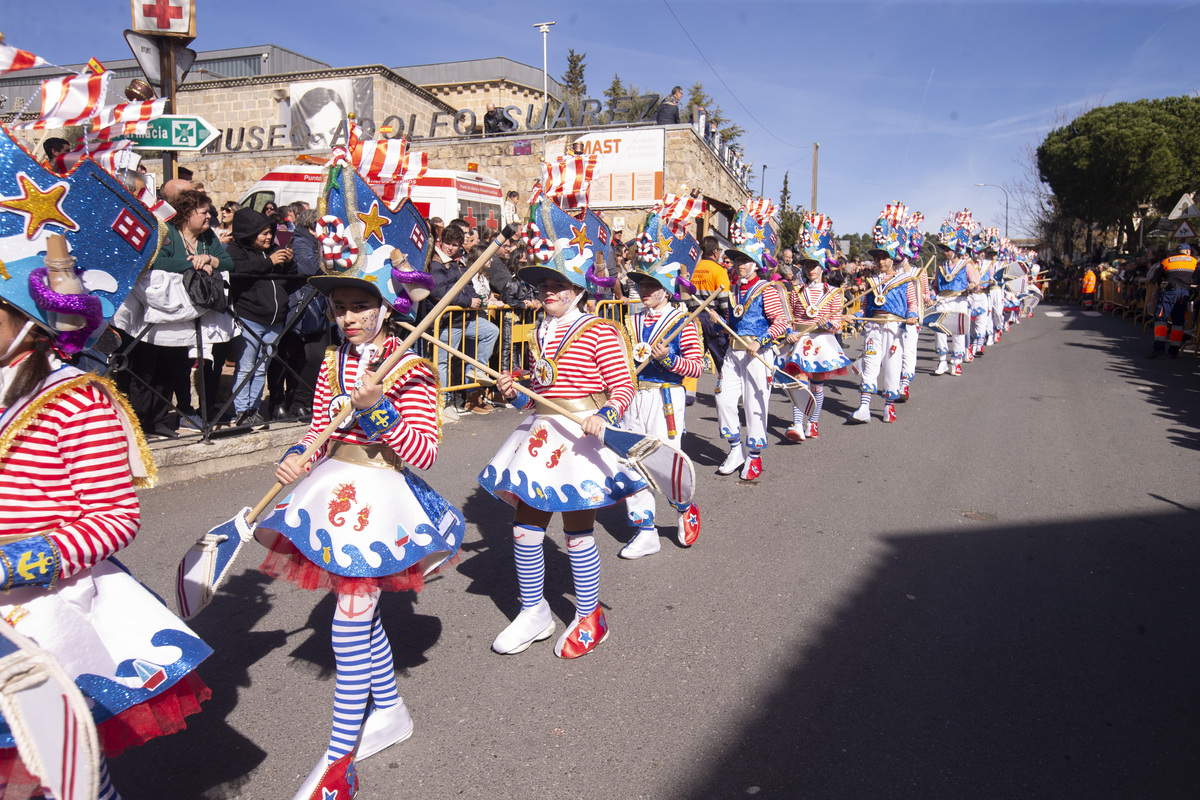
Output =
[{"x1": 17, "y1": 550, "x2": 52, "y2": 580}]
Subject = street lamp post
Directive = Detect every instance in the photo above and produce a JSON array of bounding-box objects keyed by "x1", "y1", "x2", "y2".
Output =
[
  {"x1": 761, "y1": 164, "x2": 768, "y2": 198},
  {"x1": 533, "y1": 21, "x2": 556, "y2": 138},
  {"x1": 975, "y1": 183, "x2": 1009, "y2": 237}
]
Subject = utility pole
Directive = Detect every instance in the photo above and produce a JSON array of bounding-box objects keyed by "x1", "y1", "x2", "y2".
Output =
[
  {"x1": 811, "y1": 142, "x2": 819, "y2": 212},
  {"x1": 760, "y1": 164, "x2": 767, "y2": 198}
]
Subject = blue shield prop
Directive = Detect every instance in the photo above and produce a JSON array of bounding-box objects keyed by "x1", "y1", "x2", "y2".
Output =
[{"x1": 0, "y1": 125, "x2": 159, "y2": 345}]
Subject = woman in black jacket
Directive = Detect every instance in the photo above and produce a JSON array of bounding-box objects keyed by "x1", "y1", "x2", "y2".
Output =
[{"x1": 225, "y1": 208, "x2": 294, "y2": 429}]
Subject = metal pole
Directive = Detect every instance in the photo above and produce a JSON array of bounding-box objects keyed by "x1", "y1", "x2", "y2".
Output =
[
  {"x1": 760, "y1": 164, "x2": 767, "y2": 197},
  {"x1": 811, "y1": 142, "x2": 819, "y2": 212}
]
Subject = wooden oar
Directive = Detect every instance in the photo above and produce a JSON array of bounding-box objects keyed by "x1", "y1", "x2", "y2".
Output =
[
  {"x1": 174, "y1": 226, "x2": 516, "y2": 619},
  {"x1": 399, "y1": 322, "x2": 696, "y2": 507}
]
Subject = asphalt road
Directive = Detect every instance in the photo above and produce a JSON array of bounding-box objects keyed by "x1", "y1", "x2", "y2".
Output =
[{"x1": 109, "y1": 304, "x2": 1200, "y2": 800}]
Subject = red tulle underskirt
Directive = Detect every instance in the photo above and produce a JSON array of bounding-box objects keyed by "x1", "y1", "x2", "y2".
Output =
[
  {"x1": 258, "y1": 535, "x2": 456, "y2": 597},
  {"x1": 782, "y1": 364, "x2": 847, "y2": 382},
  {"x1": 0, "y1": 673, "x2": 210, "y2": 799}
]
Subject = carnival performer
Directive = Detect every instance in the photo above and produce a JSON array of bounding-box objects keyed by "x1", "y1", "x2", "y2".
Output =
[
  {"x1": 897, "y1": 210, "x2": 931, "y2": 401},
  {"x1": 255, "y1": 193, "x2": 463, "y2": 799},
  {"x1": 715, "y1": 208, "x2": 787, "y2": 480},
  {"x1": 618, "y1": 215, "x2": 704, "y2": 558},
  {"x1": 969, "y1": 229, "x2": 999, "y2": 357},
  {"x1": 1144, "y1": 243, "x2": 1198, "y2": 359},
  {"x1": 986, "y1": 232, "x2": 1006, "y2": 344},
  {"x1": 779, "y1": 212, "x2": 850, "y2": 441},
  {"x1": 931, "y1": 212, "x2": 977, "y2": 377},
  {"x1": 481, "y1": 197, "x2": 645, "y2": 659},
  {"x1": 0, "y1": 136, "x2": 212, "y2": 800},
  {"x1": 852, "y1": 205, "x2": 919, "y2": 423}
]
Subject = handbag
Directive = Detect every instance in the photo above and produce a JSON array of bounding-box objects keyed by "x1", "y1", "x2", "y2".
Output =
[{"x1": 182, "y1": 267, "x2": 229, "y2": 313}]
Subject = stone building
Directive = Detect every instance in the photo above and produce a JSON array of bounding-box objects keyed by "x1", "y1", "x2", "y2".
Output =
[{"x1": 2, "y1": 44, "x2": 753, "y2": 238}]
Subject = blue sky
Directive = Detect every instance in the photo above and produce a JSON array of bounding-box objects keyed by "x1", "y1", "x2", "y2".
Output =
[{"x1": 8, "y1": 1, "x2": 1200, "y2": 236}]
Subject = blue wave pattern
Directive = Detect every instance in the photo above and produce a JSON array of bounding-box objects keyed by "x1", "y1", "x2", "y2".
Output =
[
  {"x1": 479, "y1": 465, "x2": 646, "y2": 512},
  {"x1": 261, "y1": 466, "x2": 464, "y2": 579},
  {"x1": 0, "y1": 628, "x2": 212, "y2": 748}
]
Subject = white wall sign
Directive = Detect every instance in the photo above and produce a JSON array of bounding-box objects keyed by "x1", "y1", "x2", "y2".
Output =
[{"x1": 573, "y1": 129, "x2": 664, "y2": 209}]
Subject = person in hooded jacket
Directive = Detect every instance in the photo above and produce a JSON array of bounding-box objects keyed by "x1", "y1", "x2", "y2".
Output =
[{"x1": 226, "y1": 207, "x2": 295, "y2": 429}]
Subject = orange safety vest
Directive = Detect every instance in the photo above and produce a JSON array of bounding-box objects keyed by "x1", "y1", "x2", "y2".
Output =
[{"x1": 1082, "y1": 270, "x2": 1097, "y2": 294}]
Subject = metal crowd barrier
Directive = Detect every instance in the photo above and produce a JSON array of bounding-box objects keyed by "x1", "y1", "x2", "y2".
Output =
[{"x1": 83, "y1": 274, "x2": 326, "y2": 442}]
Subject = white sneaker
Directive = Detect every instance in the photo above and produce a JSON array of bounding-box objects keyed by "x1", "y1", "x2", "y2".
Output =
[
  {"x1": 357, "y1": 701, "x2": 414, "y2": 760},
  {"x1": 934, "y1": 361, "x2": 949, "y2": 375},
  {"x1": 619, "y1": 528, "x2": 660, "y2": 559},
  {"x1": 492, "y1": 599, "x2": 555, "y2": 654},
  {"x1": 850, "y1": 404, "x2": 872, "y2": 424},
  {"x1": 784, "y1": 424, "x2": 805, "y2": 442},
  {"x1": 442, "y1": 401, "x2": 460, "y2": 422},
  {"x1": 716, "y1": 444, "x2": 746, "y2": 475}
]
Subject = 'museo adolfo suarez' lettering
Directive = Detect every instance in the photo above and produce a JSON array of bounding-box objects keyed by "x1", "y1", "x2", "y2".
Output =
[{"x1": 201, "y1": 94, "x2": 663, "y2": 154}]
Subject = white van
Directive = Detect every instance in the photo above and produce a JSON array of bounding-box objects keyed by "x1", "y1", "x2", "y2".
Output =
[{"x1": 239, "y1": 165, "x2": 504, "y2": 233}]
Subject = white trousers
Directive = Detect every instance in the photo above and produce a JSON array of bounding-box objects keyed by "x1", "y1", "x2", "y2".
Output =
[
  {"x1": 860, "y1": 321, "x2": 903, "y2": 401},
  {"x1": 989, "y1": 286, "x2": 1004, "y2": 332},
  {"x1": 716, "y1": 348, "x2": 770, "y2": 451},
  {"x1": 623, "y1": 385, "x2": 686, "y2": 527},
  {"x1": 900, "y1": 321, "x2": 919, "y2": 381},
  {"x1": 934, "y1": 295, "x2": 968, "y2": 362},
  {"x1": 969, "y1": 291, "x2": 991, "y2": 345}
]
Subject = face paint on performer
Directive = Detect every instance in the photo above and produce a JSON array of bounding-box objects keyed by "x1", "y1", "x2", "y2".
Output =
[
  {"x1": 331, "y1": 286, "x2": 391, "y2": 347},
  {"x1": 538, "y1": 277, "x2": 581, "y2": 318},
  {"x1": 732, "y1": 255, "x2": 758, "y2": 284},
  {"x1": 636, "y1": 280, "x2": 668, "y2": 310}
]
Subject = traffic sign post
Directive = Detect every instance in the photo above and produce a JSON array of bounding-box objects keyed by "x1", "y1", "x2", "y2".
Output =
[{"x1": 122, "y1": 115, "x2": 218, "y2": 151}]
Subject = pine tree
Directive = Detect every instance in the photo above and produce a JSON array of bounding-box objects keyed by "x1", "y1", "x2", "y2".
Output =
[
  {"x1": 603, "y1": 73, "x2": 626, "y2": 123},
  {"x1": 562, "y1": 49, "x2": 587, "y2": 97},
  {"x1": 779, "y1": 171, "x2": 791, "y2": 212}
]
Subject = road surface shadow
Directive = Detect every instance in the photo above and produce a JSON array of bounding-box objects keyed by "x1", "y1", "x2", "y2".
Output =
[
  {"x1": 675, "y1": 509, "x2": 1200, "y2": 799},
  {"x1": 1059, "y1": 303, "x2": 1200, "y2": 452}
]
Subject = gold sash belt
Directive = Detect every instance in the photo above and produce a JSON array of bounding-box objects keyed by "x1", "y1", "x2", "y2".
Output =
[
  {"x1": 533, "y1": 392, "x2": 608, "y2": 416},
  {"x1": 327, "y1": 440, "x2": 401, "y2": 470}
]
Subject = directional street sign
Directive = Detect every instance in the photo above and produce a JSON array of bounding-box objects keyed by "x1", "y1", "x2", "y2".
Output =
[{"x1": 122, "y1": 114, "x2": 218, "y2": 151}]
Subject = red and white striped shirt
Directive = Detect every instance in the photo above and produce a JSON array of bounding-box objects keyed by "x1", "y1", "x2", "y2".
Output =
[
  {"x1": 789, "y1": 283, "x2": 844, "y2": 326},
  {"x1": 298, "y1": 338, "x2": 441, "y2": 471},
  {"x1": 0, "y1": 380, "x2": 139, "y2": 579},
  {"x1": 636, "y1": 307, "x2": 704, "y2": 379},
  {"x1": 532, "y1": 310, "x2": 636, "y2": 414}
]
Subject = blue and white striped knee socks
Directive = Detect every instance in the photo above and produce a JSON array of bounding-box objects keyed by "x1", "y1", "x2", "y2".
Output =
[
  {"x1": 368, "y1": 607, "x2": 400, "y2": 710},
  {"x1": 564, "y1": 529, "x2": 600, "y2": 618},
  {"x1": 513, "y1": 524, "x2": 546, "y2": 610},
  {"x1": 325, "y1": 592, "x2": 381, "y2": 762},
  {"x1": 809, "y1": 383, "x2": 825, "y2": 422},
  {"x1": 97, "y1": 759, "x2": 121, "y2": 800}
]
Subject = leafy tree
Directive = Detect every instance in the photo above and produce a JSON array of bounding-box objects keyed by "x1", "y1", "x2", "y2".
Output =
[
  {"x1": 561, "y1": 49, "x2": 587, "y2": 97},
  {"x1": 1036, "y1": 97, "x2": 1200, "y2": 253}
]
